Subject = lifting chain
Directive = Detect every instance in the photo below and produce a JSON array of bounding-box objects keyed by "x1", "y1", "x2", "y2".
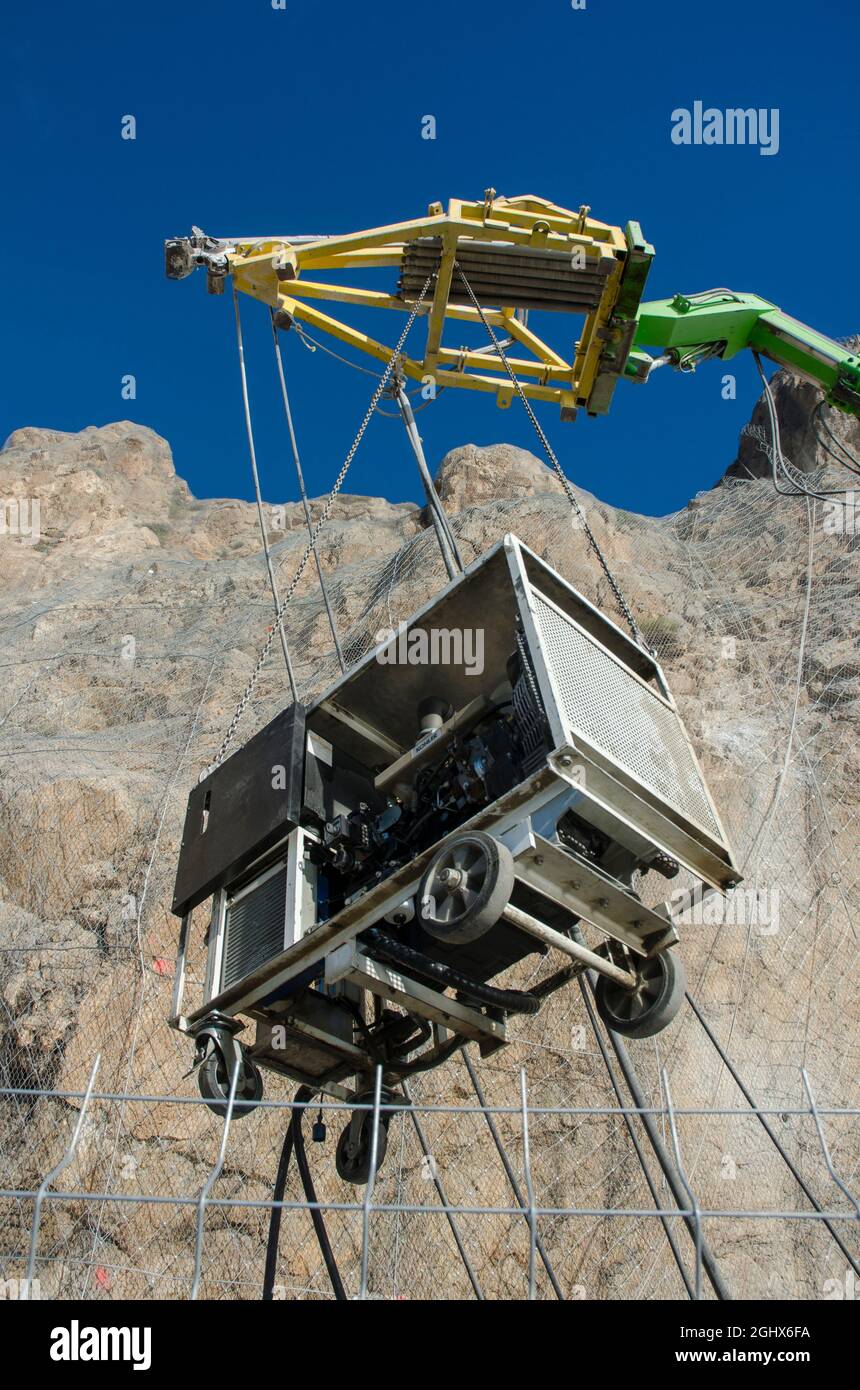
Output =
[
  {"x1": 210, "y1": 274, "x2": 434, "y2": 769},
  {"x1": 454, "y1": 263, "x2": 647, "y2": 649}
]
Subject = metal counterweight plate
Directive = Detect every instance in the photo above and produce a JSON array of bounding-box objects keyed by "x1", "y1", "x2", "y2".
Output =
[{"x1": 399, "y1": 237, "x2": 612, "y2": 312}]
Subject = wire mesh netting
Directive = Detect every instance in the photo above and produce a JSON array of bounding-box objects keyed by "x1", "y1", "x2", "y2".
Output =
[{"x1": 1, "y1": 409, "x2": 859, "y2": 1300}]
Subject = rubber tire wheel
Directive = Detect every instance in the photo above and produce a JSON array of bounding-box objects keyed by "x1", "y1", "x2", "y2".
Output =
[
  {"x1": 197, "y1": 1047, "x2": 263, "y2": 1119},
  {"x1": 595, "y1": 949, "x2": 687, "y2": 1040},
  {"x1": 335, "y1": 1114, "x2": 389, "y2": 1185},
  {"x1": 417, "y1": 831, "x2": 515, "y2": 945}
]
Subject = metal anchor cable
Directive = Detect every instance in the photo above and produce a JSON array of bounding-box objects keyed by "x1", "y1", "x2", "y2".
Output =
[
  {"x1": 454, "y1": 262, "x2": 647, "y2": 649},
  {"x1": 291, "y1": 321, "x2": 445, "y2": 415},
  {"x1": 753, "y1": 353, "x2": 856, "y2": 504},
  {"x1": 269, "y1": 308, "x2": 347, "y2": 672},
  {"x1": 812, "y1": 398, "x2": 860, "y2": 479},
  {"x1": 211, "y1": 274, "x2": 434, "y2": 769},
  {"x1": 233, "y1": 286, "x2": 298, "y2": 701}
]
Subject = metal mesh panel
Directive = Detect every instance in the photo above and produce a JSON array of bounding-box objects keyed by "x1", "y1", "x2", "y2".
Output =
[
  {"x1": 222, "y1": 865, "x2": 287, "y2": 990},
  {"x1": 2, "y1": 408, "x2": 859, "y2": 1301},
  {"x1": 531, "y1": 591, "x2": 722, "y2": 838}
]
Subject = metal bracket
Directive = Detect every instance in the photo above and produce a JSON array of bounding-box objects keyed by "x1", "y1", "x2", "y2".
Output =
[
  {"x1": 511, "y1": 827, "x2": 679, "y2": 955},
  {"x1": 325, "y1": 940, "x2": 507, "y2": 1047},
  {"x1": 187, "y1": 1012, "x2": 245, "y2": 1076}
]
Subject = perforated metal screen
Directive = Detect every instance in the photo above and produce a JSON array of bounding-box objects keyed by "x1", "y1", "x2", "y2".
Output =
[{"x1": 532, "y1": 592, "x2": 722, "y2": 838}]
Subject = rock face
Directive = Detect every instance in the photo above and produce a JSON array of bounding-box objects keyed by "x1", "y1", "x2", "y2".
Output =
[
  {"x1": 0, "y1": 374, "x2": 858, "y2": 1302},
  {"x1": 435, "y1": 442, "x2": 567, "y2": 508},
  {"x1": 0, "y1": 420, "x2": 421, "y2": 577},
  {"x1": 726, "y1": 342, "x2": 860, "y2": 481}
]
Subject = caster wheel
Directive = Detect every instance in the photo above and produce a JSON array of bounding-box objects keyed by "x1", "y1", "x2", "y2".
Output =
[
  {"x1": 335, "y1": 1111, "x2": 389, "y2": 1185},
  {"x1": 417, "y1": 831, "x2": 514, "y2": 945},
  {"x1": 595, "y1": 949, "x2": 686, "y2": 1039},
  {"x1": 198, "y1": 1047, "x2": 263, "y2": 1118}
]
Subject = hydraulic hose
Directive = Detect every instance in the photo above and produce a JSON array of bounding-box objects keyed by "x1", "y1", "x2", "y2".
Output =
[
  {"x1": 262, "y1": 1083, "x2": 346, "y2": 1301},
  {"x1": 292, "y1": 1092, "x2": 347, "y2": 1300},
  {"x1": 262, "y1": 1090, "x2": 303, "y2": 1301},
  {"x1": 363, "y1": 927, "x2": 541, "y2": 1015}
]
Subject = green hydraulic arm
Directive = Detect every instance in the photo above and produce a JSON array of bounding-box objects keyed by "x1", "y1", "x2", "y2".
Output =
[{"x1": 624, "y1": 288, "x2": 860, "y2": 418}]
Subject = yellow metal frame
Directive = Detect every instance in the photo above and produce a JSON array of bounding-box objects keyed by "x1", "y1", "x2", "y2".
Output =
[{"x1": 225, "y1": 194, "x2": 629, "y2": 417}]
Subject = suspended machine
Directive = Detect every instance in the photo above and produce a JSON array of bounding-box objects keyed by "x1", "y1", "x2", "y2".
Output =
[{"x1": 165, "y1": 193, "x2": 859, "y2": 1182}]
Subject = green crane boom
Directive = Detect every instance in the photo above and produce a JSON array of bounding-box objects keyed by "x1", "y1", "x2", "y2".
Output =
[{"x1": 627, "y1": 289, "x2": 860, "y2": 418}]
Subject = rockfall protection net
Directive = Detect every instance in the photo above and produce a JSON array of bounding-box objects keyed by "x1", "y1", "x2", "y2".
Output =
[{"x1": 1, "y1": 434, "x2": 858, "y2": 1300}]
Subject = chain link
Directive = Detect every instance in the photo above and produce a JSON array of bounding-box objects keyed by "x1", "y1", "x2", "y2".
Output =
[
  {"x1": 454, "y1": 263, "x2": 647, "y2": 648},
  {"x1": 211, "y1": 274, "x2": 434, "y2": 768}
]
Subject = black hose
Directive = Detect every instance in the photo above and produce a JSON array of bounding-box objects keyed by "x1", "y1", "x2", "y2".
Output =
[
  {"x1": 363, "y1": 927, "x2": 541, "y2": 1015},
  {"x1": 572, "y1": 926, "x2": 733, "y2": 1302},
  {"x1": 262, "y1": 1084, "x2": 347, "y2": 1301},
  {"x1": 292, "y1": 1093, "x2": 348, "y2": 1301},
  {"x1": 686, "y1": 992, "x2": 860, "y2": 1279},
  {"x1": 383, "y1": 1033, "x2": 463, "y2": 1079},
  {"x1": 576, "y1": 988, "x2": 696, "y2": 1299},
  {"x1": 262, "y1": 1089, "x2": 303, "y2": 1301}
]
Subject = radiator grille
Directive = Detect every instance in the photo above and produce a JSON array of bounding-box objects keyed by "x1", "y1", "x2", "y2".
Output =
[
  {"x1": 222, "y1": 864, "x2": 288, "y2": 990},
  {"x1": 532, "y1": 593, "x2": 721, "y2": 838}
]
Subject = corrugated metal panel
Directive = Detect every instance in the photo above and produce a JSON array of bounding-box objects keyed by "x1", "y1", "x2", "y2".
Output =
[
  {"x1": 222, "y1": 865, "x2": 287, "y2": 990},
  {"x1": 533, "y1": 592, "x2": 722, "y2": 838}
]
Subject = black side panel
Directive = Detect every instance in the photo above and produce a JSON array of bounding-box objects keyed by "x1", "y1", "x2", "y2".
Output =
[
  {"x1": 171, "y1": 704, "x2": 306, "y2": 916},
  {"x1": 303, "y1": 739, "x2": 386, "y2": 825}
]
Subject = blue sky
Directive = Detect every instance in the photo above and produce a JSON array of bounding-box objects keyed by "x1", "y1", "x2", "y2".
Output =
[{"x1": 3, "y1": 0, "x2": 857, "y2": 516}]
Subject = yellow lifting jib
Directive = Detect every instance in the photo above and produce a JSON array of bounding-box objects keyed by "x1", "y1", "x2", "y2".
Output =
[{"x1": 164, "y1": 195, "x2": 647, "y2": 420}]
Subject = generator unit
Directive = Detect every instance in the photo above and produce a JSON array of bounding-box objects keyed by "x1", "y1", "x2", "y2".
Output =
[{"x1": 169, "y1": 534, "x2": 740, "y2": 1182}]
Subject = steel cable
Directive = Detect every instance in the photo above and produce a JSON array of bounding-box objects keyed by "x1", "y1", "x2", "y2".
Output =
[
  {"x1": 454, "y1": 263, "x2": 647, "y2": 648},
  {"x1": 211, "y1": 275, "x2": 433, "y2": 767}
]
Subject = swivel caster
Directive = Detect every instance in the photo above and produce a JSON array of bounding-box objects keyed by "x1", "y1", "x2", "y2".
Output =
[
  {"x1": 335, "y1": 1100, "x2": 391, "y2": 1185},
  {"x1": 595, "y1": 948, "x2": 686, "y2": 1039},
  {"x1": 197, "y1": 1045, "x2": 263, "y2": 1118},
  {"x1": 417, "y1": 831, "x2": 514, "y2": 945}
]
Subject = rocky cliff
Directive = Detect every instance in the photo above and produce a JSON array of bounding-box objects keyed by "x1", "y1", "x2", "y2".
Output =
[{"x1": 0, "y1": 369, "x2": 858, "y2": 1300}]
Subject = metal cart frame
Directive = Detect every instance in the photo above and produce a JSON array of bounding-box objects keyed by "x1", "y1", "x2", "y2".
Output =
[{"x1": 170, "y1": 535, "x2": 740, "y2": 1100}]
